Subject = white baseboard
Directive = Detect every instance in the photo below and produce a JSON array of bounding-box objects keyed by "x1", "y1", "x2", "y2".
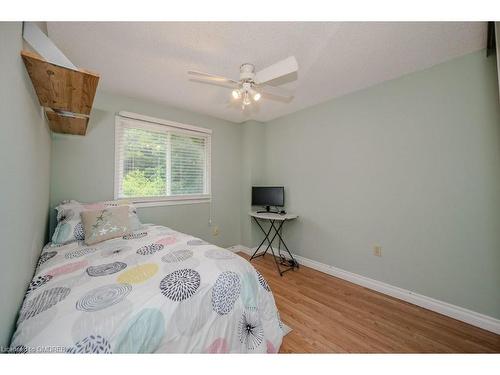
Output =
[{"x1": 227, "y1": 244, "x2": 500, "y2": 335}]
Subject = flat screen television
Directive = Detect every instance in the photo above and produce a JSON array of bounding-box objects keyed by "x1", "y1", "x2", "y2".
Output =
[{"x1": 252, "y1": 186, "x2": 284, "y2": 212}]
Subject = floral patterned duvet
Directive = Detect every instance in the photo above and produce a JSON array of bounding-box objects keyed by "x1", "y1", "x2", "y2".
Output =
[{"x1": 10, "y1": 224, "x2": 283, "y2": 353}]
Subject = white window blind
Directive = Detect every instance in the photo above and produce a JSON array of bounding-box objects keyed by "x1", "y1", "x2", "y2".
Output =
[{"x1": 115, "y1": 112, "x2": 211, "y2": 206}]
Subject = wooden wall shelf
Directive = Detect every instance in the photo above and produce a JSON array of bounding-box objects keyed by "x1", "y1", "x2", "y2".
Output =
[
  {"x1": 21, "y1": 50, "x2": 99, "y2": 135},
  {"x1": 44, "y1": 108, "x2": 89, "y2": 136}
]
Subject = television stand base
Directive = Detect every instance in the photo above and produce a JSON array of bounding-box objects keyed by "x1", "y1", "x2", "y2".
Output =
[{"x1": 256, "y1": 205, "x2": 280, "y2": 214}]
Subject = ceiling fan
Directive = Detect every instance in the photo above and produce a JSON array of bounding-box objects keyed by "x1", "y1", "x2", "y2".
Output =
[{"x1": 188, "y1": 56, "x2": 298, "y2": 109}]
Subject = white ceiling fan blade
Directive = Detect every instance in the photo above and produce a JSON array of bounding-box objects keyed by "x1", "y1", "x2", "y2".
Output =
[
  {"x1": 255, "y1": 56, "x2": 298, "y2": 84},
  {"x1": 258, "y1": 84, "x2": 294, "y2": 100},
  {"x1": 188, "y1": 70, "x2": 239, "y2": 87},
  {"x1": 189, "y1": 77, "x2": 240, "y2": 90}
]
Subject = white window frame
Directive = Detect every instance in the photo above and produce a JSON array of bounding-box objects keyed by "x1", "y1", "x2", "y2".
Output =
[{"x1": 114, "y1": 111, "x2": 212, "y2": 207}]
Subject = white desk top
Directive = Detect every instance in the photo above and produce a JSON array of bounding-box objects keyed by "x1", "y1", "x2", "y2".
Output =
[{"x1": 249, "y1": 211, "x2": 298, "y2": 221}]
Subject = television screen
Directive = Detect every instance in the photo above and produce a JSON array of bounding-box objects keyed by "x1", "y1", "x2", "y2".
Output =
[{"x1": 252, "y1": 186, "x2": 284, "y2": 207}]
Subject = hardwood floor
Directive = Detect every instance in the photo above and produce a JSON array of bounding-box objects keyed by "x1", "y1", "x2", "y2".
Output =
[{"x1": 238, "y1": 252, "x2": 500, "y2": 353}]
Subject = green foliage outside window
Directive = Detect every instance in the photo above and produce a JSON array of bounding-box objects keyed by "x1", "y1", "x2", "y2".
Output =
[
  {"x1": 121, "y1": 127, "x2": 206, "y2": 198},
  {"x1": 122, "y1": 169, "x2": 166, "y2": 197}
]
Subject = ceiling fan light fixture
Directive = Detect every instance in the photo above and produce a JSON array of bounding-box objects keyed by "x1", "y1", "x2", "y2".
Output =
[
  {"x1": 253, "y1": 91, "x2": 261, "y2": 101},
  {"x1": 231, "y1": 89, "x2": 241, "y2": 99},
  {"x1": 242, "y1": 91, "x2": 251, "y2": 106}
]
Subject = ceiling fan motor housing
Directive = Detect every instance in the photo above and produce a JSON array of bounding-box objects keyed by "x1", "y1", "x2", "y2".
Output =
[{"x1": 239, "y1": 63, "x2": 256, "y2": 81}]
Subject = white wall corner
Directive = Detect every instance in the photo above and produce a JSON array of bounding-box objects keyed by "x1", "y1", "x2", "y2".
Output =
[{"x1": 22, "y1": 22, "x2": 76, "y2": 70}]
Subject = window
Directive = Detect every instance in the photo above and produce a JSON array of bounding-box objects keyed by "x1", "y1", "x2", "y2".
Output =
[{"x1": 114, "y1": 112, "x2": 211, "y2": 206}]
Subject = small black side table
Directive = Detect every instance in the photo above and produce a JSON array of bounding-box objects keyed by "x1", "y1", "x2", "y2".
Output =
[{"x1": 248, "y1": 211, "x2": 299, "y2": 276}]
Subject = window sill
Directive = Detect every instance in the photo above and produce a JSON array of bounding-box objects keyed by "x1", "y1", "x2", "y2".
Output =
[{"x1": 132, "y1": 197, "x2": 211, "y2": 208}]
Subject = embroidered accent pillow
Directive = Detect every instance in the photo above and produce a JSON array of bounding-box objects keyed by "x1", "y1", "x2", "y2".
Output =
[
  {"x1": 81, "y1": 206, "x2": 131, "y2": 245},
  {"x1": 52, "y1": 200, "x2": 142, "y2": 244}
]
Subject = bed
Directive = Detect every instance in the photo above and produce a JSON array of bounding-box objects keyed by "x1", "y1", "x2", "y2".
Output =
[{"x1": 10, "y1": 224, "x2": 284, "y2": 353}]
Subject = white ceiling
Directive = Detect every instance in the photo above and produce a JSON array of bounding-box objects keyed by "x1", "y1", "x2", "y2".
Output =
[{"x1": 47, "y1": 22, "x2": 487, "y2": 123}]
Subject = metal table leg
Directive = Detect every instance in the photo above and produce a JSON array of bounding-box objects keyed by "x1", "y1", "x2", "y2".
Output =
[
  {"x1": 262, "y1": 219, "x2": 285, "y2": 276},
  {"x1": 249, "y1": 216, "x2": 299, "y2": 276},
  {"x1": 270, "y1": 219, "x2": 299, "y2": 270},
  {"x1": 249, "y1": 216, "x2": 274, "y2": 260}
]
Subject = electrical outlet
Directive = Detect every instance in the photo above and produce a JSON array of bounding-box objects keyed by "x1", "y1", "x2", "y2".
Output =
[
  {"x1": 212, "y1": 225, "x2": 219, "y2": 237},
  {"x1": 373, "y1": 245, "x2": 382, "y2": 257}
]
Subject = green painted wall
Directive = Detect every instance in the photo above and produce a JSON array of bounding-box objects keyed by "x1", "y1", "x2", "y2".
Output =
[
  {"x1": 259, "y1": 50, "x2": 500, "y2": 318},
  {"x1": 0, "y1": 22, "x2": 52, "y2": 346},
  {"x1": 240, "y1": 120, "x2": 267, "y2": 247},
  {"x1": 50, "y1": 91, "x2": 242, "y2": 248}
]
